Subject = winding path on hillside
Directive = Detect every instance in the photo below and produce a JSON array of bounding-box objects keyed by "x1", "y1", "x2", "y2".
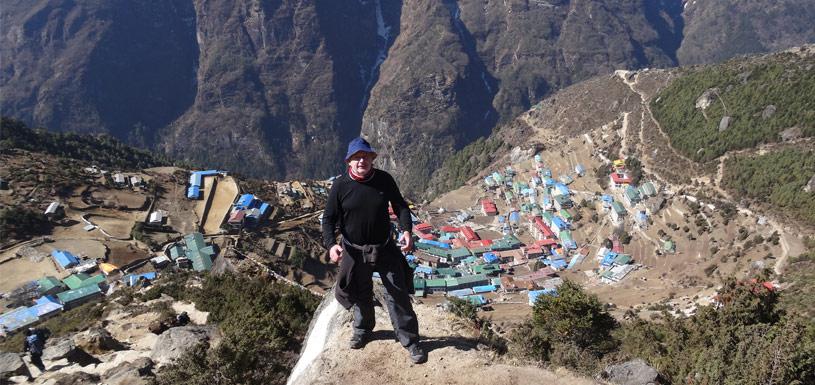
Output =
[{"x1": 615, "y1": 70, "x2": 800, "y2": 275}]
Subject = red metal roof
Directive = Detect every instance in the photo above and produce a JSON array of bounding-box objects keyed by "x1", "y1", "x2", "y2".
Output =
[
  {"x1": 460, "y1": 226, "x2": 480, "y2": 241},
  {"x1": 228, "y1": 210, "x2": 245, "y2": 223},
  {"x1": 612, "y1": 239, "x2": 623, "y2": 253},
  {"x1": 533, "y1": 217, "x2": 555, "y2": 238},
  {"x1": 534, "y1": 238, "x2": 559, "y2": 247},
  {"x1": 610, "y1": 172, "x2": 633, "y2": 184},
  {"x1": 440, "y1": 225, "x2": 460, "y2": 233},
  {"x1": 414, "y1": 222, "x2": 433, "y2": 233}
]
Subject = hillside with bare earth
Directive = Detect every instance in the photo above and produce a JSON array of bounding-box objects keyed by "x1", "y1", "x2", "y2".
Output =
[
  {"x1": 3, "y1": 0, "x2": 815, "y2": 197},
  {"x1": 429, "y1": 46, "x2": 815, "y2": 315}
]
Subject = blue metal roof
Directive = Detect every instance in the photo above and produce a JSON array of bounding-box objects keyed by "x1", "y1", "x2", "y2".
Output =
[
  {"x1": 417, "y1": 239, "x2": 450, "y2": 249},
  {"x1": 414, "y1": 266, "x2": 434, "y2": 275},
  {"x1": 236, "y1": 194, "x2": 255, "y2": 208},
  {"x1": 51, "y1": 250, "x2": 79, "y2": 269},
  {"x1": 0, "y1": 307, "x2": 39, "y2": 333},
  {"x1": 601, "y1": 251, "x2": 618, "y2": 267},
  {"x1": 31, "y1": 296, "x2": 63, "y2": 317},
  {"x1": 448, "y1": 288, "x2": 474, "y2": 297},
  {"x1": 483, "y1": 253, "x2": 499, "y2": 263},
  {"x1": 259, "y1": 202, "x2": 270, "y2": 216},
  {"x1": 187, "y1": 185, "x2": 201, "y2": 199},
  {"x1": 552, "y1": 216, "x2": 568, "y2": 229},
  {"x1": 197, "y1": 170, "x2": 221, "y2": 176},
  {"x1": 554, "y1": 183, "x2": 570, "y2": 195},
  {"x1": 123, "y1": 272, "x2": 158, "y2": 287},
  {"x1": 472, "y1": 285, "x2": 497, "y2": 293},
  {"x1": 189, "y1": 173, "x2": 202, "y2": 187},
  {"x1": 509, "y1": 212, "x2": 521, "y2": 223}
]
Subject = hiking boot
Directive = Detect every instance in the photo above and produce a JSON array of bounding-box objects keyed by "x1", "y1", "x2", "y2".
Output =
[
  {"x1": 407, "y1": 343, "x2": 427, "y2": 364},
  {"x1": 349, "y1": 332, "x2": 371, "y2": 349}
]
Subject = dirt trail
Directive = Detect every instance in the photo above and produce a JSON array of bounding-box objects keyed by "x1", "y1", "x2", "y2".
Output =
[{"x1": 615, "y1": 70, "x2": 802, "y2": 275}]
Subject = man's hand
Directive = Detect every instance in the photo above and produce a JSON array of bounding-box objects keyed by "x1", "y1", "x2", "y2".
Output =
[
  {"x1": 399, "y1": 231, "x2": 413, "y2": 252},
  {"x1": 329, "y1": 244, "x2": 343, "y2": 263}
]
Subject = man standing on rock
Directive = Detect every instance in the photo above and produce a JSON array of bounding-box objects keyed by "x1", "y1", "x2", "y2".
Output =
[{"x1": 322, "y1": 137, "x2": 427, "y2": 364}]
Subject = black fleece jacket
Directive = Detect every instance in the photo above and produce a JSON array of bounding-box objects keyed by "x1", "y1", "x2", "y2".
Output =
[{"x1": 322, "y1": 169, "x2": 413, "y2": 249}]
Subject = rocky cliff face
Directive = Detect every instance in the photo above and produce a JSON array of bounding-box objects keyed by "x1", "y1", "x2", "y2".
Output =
[{"x1": 2, "y1": 0, "x2": 813, "y2": 197}]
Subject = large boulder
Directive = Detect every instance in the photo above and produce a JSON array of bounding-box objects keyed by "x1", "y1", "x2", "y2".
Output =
[
  {"x1": 75, "y1": 327, "x2": 127, "y2": 354},
  {"x1": 48, "y1": 371, "x2": 101, "y2": 385},
  {"x1": 0, "y1": 352, "x2": 30, "y2": 380},
  {"x1": 102, "y1": 357, "x2": 155, "y2": 385},
  {"x1": 42, "y1": 337, "x2": 100, "y2": 367},
  {"x1": 601, "y1": 358, "x2": 661, "y2": 385},
  {"x1": 150, "y1": 325, "x2": 220, "y2": 365}
]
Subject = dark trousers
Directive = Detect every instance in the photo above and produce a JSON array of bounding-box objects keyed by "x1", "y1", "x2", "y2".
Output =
[
  {"x1": 30, "y1": 352, "x2": 44, "y2": 371},
  {"x1": 347, "y1": 250, "x2": 419, "y2": 348}
]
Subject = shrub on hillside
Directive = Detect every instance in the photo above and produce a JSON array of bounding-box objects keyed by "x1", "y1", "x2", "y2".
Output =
[
  {"x1": 0, "y1": 206, "x2": 52, "y2": 242},
  {"x1": 510, "y1": 280, "x2": 617, "y2": 373},
  {"x1": 154, "y1": 273, "x2": 319, "y2": 385},
  {"x1": 651, "y1": 58, "x2": 815, "y2": 163}
]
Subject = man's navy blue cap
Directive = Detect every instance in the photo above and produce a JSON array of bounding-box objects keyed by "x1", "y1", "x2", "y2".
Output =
[{"x1": 345, "y1": 137, "x2": 377, "y2": 161}]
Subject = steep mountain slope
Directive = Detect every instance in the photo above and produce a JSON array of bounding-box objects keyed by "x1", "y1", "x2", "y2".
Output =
[
  {"x1": 679, "y1": 0, "x2": 815, "y2": 65},
  {"x1": 2, "y1": 0, "x2": 814, "y2": 197}
]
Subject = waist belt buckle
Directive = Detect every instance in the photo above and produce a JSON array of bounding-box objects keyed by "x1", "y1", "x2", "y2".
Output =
[{"x1": 362, "y1": 245, "x2": 378, "y2": 265}]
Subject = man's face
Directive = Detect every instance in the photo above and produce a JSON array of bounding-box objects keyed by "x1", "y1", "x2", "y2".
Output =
[{"x1": 347, "y1": 151, "x2": 376, "y2": 175}]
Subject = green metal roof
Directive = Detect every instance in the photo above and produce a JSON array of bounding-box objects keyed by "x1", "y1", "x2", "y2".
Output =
[
  {"x1": 491, "y1": 235, "x2": 522, "y2": 250},
  {"x1": 446, "y1": 248, "x2": 472, "y2": 259},
  {"x1": 413, "y1": 278, "x2": 426, "y2": 289},
  {"x1": 184, "y1": 232, "x2": 207, "y2": 251},
  {"x1": 472, "y1": 264, "x2": 501, "y2": 275},
  {"x1": 611, "y1": 202, "x2": 626, "y2": 214},
  {"x1": 435, "y1": 267, "x2": 460, "y2": 277},
  {"x1": 455, "y1": 274, "x2": 489, "y2": 285},
  {"x1": 425, "y1": 279, "x2": 447, "y2": 288},
  {"x1": 614, "y1": 254, "x2": 632, "y2": 265},
  {"x1": 182, "y1": 232, "x2": 214, "y2": 271},
  {"x1": 559, "y1": 209, "x2": 572, "y2": 220},
  {"x1": 542, "y1": 212, "x2": 554, "y2": 223},
  {"x1": 639, "y1": 181, "x2": 656, "y2": 196},
  {"x1": 37, "y1": 276, "x2": 65, "y2": 293},
  {"x1": 56, "y1": 285, "x2": 102, "y2": 304},
  {"x1": 559, "y1": 230, "x2": 573, "y2": 242},
  {"x1": 187, "y1": 248, "x2": 213, "y2": 271},
  {"x1": 169, "y1": 244, "x2": 184, "y2": 260},
  {"x1": 624, "y1": 186, "x2": 641, "y2": 202},
  {"x1": 469, "y1": 246, "x2": 490, "y2": 255},
  {"x1": 62, "y1": 273, "x2": 91, "y2": 290}
]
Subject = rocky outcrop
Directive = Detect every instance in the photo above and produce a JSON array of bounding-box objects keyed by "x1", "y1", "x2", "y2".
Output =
[
  {"x1": 101, "y1": 357, "x2": 154, "y2": 385},
  {"x1": 601, "y1": 358, "x2": 661, "y2": 385},
  {"x1": 42, "y1": 337, "x2": 100, "y2": 367},
  {"x1": 150, "y1": 325, "x2": 220, "y2": 366},
  {"x1": 74, "y1": 327, "x2": 127, "y2": 354},
  {"x1": 45, "y1": 371, "x2": 101, "y2": 385},
  {"x1": 288, "y1": 287, "x2": 597, "y2": 385},
  {"x1": 0, "y1": 352, "x2": 30, "y2": 380}
]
